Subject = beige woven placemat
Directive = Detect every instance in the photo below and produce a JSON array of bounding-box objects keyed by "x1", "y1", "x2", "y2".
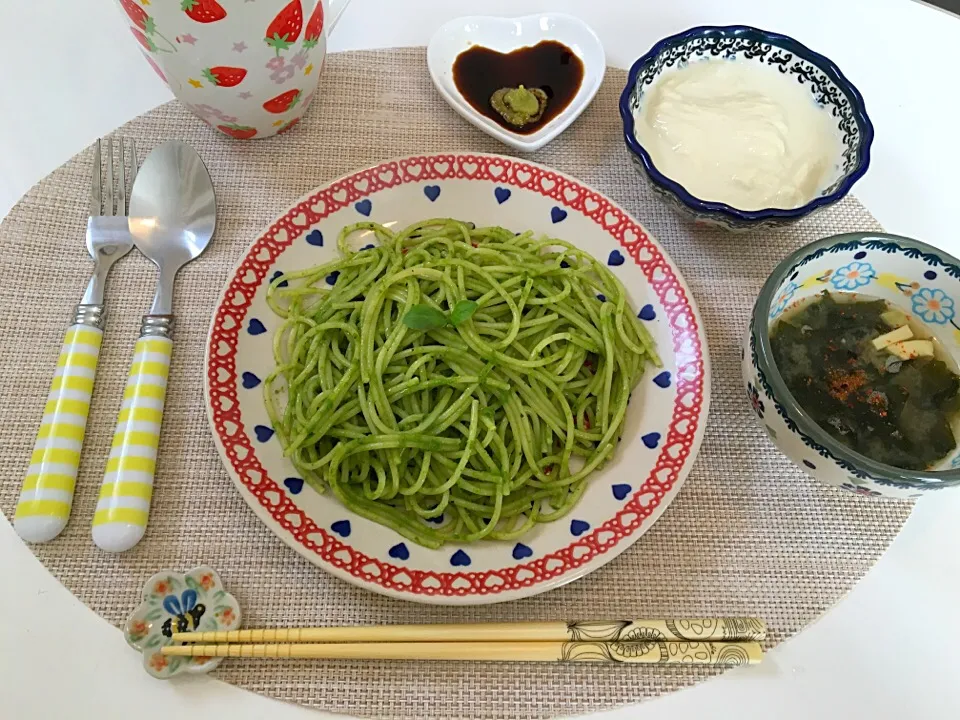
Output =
[{"x1": 1, "y1": 48, "x2": 911, "y2": 719}]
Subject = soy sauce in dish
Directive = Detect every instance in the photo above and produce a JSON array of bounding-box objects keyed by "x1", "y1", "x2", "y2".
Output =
[{"x1": 452, "y1": 41, "x2": 585, "y2": 135}]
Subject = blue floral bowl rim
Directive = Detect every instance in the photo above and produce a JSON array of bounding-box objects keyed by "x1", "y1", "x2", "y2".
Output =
[
  {"x1": 618, "y1": 25, "x2": 875, "y2": 224},
  {"x1": 754, "y1": 231, "x2": 960, "y2": 486}
]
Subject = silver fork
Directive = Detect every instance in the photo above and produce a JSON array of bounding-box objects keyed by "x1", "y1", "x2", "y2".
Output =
[
  {"x1": 13, "y1": 137, "x2": 138, "y2": 544},
  {"x1": 82, "y1": 138, "x2": 139, "y2": 319}
]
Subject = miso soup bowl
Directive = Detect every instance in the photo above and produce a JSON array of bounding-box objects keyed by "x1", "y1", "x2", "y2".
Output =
[{"x1": 743, "y1": 232, "x2": 960, "y2": 499}]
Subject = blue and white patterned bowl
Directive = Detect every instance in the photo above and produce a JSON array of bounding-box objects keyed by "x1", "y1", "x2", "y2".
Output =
[
  {"x1": 619, "y1": 25, "x2": 874, "y2": 231},
  {"x1": 743, "y1": 232, "x2": 960, "y2": 499}
]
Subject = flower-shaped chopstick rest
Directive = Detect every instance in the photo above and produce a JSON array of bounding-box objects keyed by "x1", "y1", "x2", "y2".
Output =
[{"x1": 124, "y1": 565, "x2": 241, "y2": 678}]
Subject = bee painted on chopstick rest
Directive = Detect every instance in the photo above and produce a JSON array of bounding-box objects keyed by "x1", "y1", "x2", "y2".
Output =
[{"x1": 160, "y1": 589, "x2": 206, "y2": 638}]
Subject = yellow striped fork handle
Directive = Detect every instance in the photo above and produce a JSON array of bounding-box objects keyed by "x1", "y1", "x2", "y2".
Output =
[
  {"x1": 92, "y1": 335, "x2": 172, "y2": 553},
  {"x1": 15, "y1": 325, "x2": 104, "y2": 543}
]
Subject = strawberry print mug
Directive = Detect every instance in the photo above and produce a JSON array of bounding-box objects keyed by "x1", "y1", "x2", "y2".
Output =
[{"x1": 116, "y1": 0, "x2": 352, "y2": 139}]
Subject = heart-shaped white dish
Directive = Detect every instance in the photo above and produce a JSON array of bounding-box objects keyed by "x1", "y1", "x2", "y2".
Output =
[{"x1": 427, "y1": 14, "x2": 606, "y2": 152}]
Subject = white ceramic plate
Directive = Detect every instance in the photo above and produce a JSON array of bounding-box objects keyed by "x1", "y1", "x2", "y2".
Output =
[
  {"x1": 427, "y1": 14, "x2": 605, "y2": 152},
  {"x1": 204, "y1": 153, "x2": 710, "y2": 604}
]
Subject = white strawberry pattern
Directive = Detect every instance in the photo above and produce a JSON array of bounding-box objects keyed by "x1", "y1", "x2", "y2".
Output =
[{"x1": 113, "y1": 0, "x2": 350, "y2": 139}]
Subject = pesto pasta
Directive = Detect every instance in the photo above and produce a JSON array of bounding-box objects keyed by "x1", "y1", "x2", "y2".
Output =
[{"x1": 264, "y1": 219, "x2": 658, "y2": 548}]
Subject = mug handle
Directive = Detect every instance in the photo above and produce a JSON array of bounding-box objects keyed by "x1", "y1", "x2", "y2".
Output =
[{"x1": 327, "y1": 0, "x2": 352, "y2": 33}]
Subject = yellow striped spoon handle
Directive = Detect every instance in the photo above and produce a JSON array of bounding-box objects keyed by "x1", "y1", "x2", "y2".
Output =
[
  {"x1": 92, "y1": 331, "x2": 172, "y2": 552},
  {"x1": 14, "y1": 322, "x2": 104, "y2": 543}
]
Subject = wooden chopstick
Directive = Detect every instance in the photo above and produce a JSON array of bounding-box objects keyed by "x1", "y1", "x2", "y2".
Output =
[
  {"x1": 162, "y1": 640, "x2": 763, "y2": 665},
  {"x1": 172, "y1": 618, "x2": 766, "y2": 644}
]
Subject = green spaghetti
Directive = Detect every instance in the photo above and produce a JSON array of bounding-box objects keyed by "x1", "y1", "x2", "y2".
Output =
[{"x1": 264, "y1": 219, "x2": 659, "y2": 549}]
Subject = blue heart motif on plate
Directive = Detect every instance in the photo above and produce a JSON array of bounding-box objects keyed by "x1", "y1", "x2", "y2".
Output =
[
  {"x1": 638, "y1": 304, "x2": 657, "y2": 321},
  {"x1": 607, "y1": 250, "x2": 625, "y2": 266},
  {"x1": 331, "y1": 520, "x2": 351, "y2": 537},
  {"x1": 425, "y1": 514, "x2": 444, "y2": 525},
  {"x1": 388, "y1": 542, "x2": 409, "y2": 560},
  {"x1": 641, "y1": 432, "x2": 661, "y2": 449},
  {"x1": 355, "y1": 199, "x2": 372, "y2": 216},
  {"x1": 551, "y1": 207, "x2": 568, "y2": 224},
  {"x1": 247, "y1": 319, "x2": 266, "y2": 336},
  {"x1": 254, "y1": 425, "x2": 274, "y2": 442},
  {"x1": 326, "y1": 270, "x2": 340, "y2": 285},
  {"x1": 202, "y1": 153, "x2": 715, "y2": 601},
  {"x1": 597, "y1": 294, "x2": 606, "y2": 303},
  {"x1": 653, "y1": 371, "x2": 672, "y2": 389},
  {"x1": 450, "y1": 549, "x2": 471, "y2": 567},
  {"x1": 424, "y1": 185, "x2": 441, "y2": 202},
  {"x1": 512, "y1": 543, "x2": 533, "y2": 560},
  {"x1": 270, "y1": 270, "x2": 288, "y2": 288},
  {"x1": 306, "y1": 229, "x2": 323, "y2": 246}
]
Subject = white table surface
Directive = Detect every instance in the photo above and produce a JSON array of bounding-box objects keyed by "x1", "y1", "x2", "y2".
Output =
[{"x1": 2, "y1": 1, "x2": 959, "y2": 718}]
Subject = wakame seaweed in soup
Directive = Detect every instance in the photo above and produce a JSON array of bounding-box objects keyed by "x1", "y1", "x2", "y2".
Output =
[{"x1": 770, "y1": 291, "x2": 960, "y2": 471}]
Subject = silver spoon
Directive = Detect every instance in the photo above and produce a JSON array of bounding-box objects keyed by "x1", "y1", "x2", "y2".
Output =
[{"x1": 92, "y1": 141, "x2": 216, "y2": 553}]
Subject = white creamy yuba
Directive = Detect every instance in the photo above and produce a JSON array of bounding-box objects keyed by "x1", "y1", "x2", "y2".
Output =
[{"x1": 634, "y1": 59, "x2": 838, "y2": 211}]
